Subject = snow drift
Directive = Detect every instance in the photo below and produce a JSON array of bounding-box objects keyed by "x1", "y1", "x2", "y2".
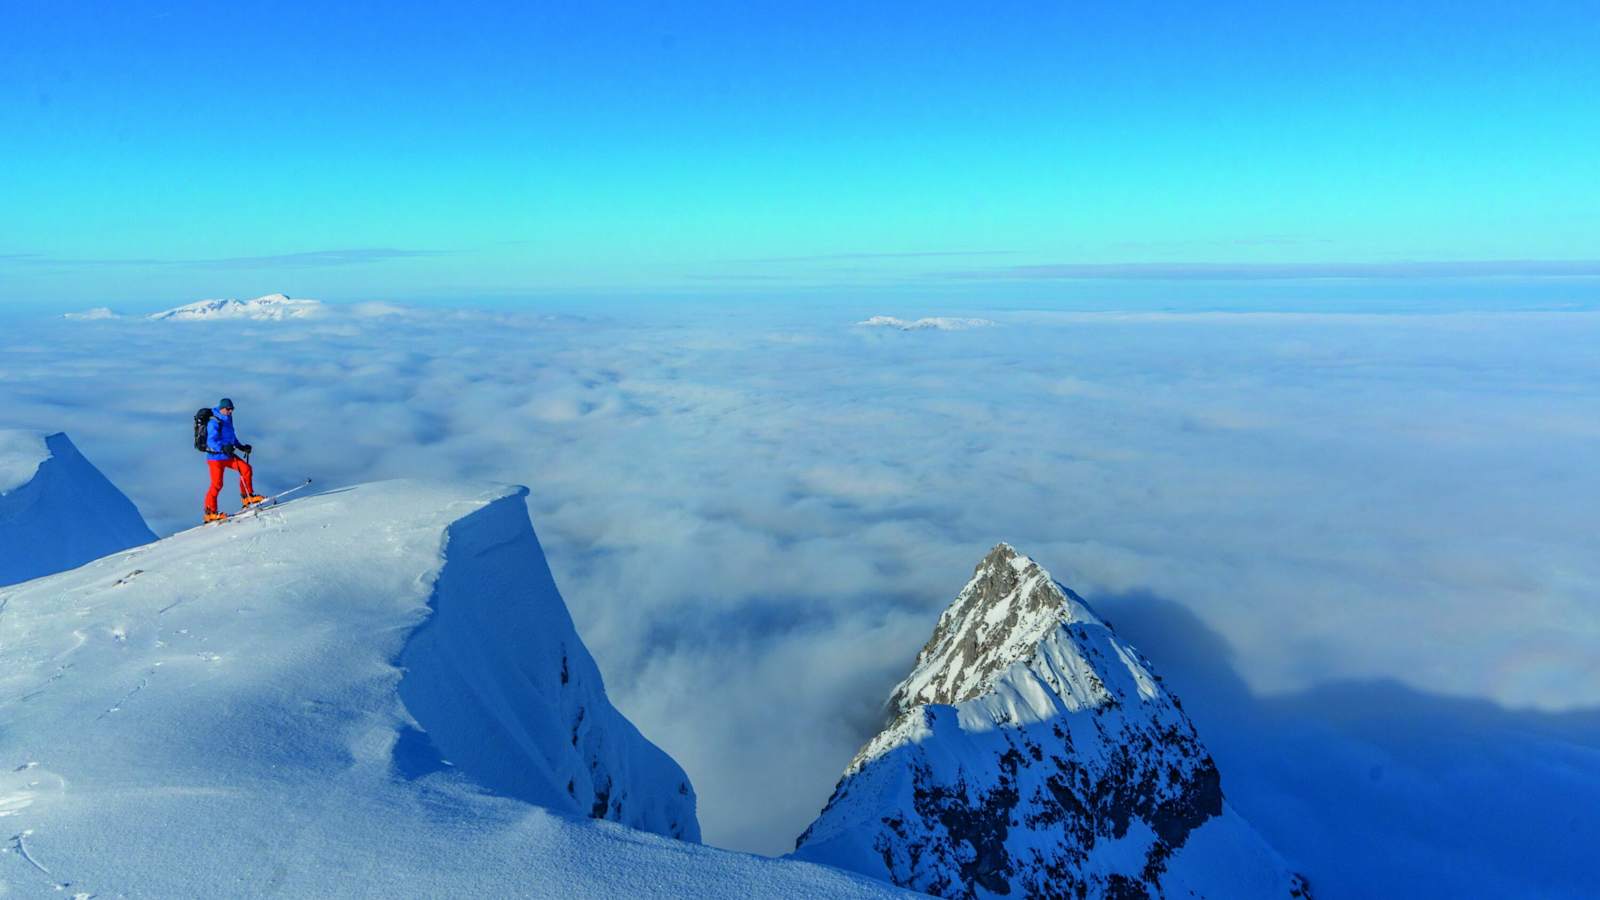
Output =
[
  {"x1": 0, "y1": 480, "x2": 906, "y2": 897},
  {"x1": 794, "y1": 544, "x2": 1308, "y2": 898},
  {"x1": 0, "y1": 430, "x2": 156, "y2": 586}
]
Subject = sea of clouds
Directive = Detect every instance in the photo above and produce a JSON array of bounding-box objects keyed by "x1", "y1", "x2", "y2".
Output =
[{"x1": 2, "y1": 297, "x2": 1596, "y2": 897}]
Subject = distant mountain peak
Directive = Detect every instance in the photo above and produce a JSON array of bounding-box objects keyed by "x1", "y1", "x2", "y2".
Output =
[{"x1": 148, "y1": 293, "x2": 321, "y2": 321}]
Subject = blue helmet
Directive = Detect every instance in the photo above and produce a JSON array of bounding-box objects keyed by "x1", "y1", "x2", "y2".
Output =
[{"x1": 218, "y1": 397, "x2": 235, "y2": 410}]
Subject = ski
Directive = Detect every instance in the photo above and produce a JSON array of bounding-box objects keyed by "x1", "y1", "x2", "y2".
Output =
[{"x1": 212, "y1": 478, "x2": 314, "y2": 525}]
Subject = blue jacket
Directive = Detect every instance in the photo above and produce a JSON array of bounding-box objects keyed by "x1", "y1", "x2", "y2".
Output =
[{"x1": 205, "y1": 409, "x2": 246, "y2": 461}]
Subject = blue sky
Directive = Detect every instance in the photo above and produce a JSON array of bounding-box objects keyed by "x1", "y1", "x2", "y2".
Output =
[{"x1": 3, "y1": 1, "x2": 1598, "y2": 305}]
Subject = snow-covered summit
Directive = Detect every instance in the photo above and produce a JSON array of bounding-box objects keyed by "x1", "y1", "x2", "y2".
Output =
[
  {"x1": 148, "y1": 293, "x2": 322, "y2": 321},
  {"x1": 794, "y1": 544, "x2": 1310, "y2": 899},
  {"x1": 0, "y1": 430, "x2": 156, "y2": 586}
]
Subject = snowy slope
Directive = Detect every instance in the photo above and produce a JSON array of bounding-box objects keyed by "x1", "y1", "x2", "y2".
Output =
[
  {"x1": 0, "y1": 431, "x2": 157, "y2": 587},
  {"x1": 147, "y1": 293, "x2": 321, "y2": 321},
  {"x1": 794, "y1": 544, "x2": 1309, "y2": 899},
  {"x1": 0, "y1": 480, "x2": 911, "y2": 897}
]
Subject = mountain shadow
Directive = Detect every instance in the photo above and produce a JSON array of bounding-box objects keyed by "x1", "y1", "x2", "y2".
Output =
[{"x1": 1094, "y1": 591, "x2": 1600, "y2": 900}]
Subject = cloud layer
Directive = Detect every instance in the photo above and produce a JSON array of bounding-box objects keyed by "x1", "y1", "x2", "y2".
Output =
[
  {"x1": 951, "y1": 259, "x2": 1600, "y2": 280},
  {"x1": 2, "y1": 299, "x2": 1597, "y2": 891}
]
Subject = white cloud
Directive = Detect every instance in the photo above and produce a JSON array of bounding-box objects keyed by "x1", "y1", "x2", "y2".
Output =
[
  {"x1": 62, "y1": 306, "x2": 119, "y2": 320},
  {"x1": 855, "y1": 315, "x2": 996, "y2": 331},
  {"x1": 2, "y1": 299, "x2": 1597, "y2": 888}
]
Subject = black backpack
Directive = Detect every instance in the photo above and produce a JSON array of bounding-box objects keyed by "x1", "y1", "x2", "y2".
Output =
[{"x1": 193, "y1": 407, "x2": 213, "y2": 452}]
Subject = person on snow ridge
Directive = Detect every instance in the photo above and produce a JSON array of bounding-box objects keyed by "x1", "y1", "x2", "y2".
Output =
[{"x1": 203, "y1": 398, "x2": 265, "y2": 522}]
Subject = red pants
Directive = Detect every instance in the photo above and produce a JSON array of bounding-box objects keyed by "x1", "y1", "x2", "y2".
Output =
[{"x1": 205, "y1": 458, "x2": 255, "y2": 512}]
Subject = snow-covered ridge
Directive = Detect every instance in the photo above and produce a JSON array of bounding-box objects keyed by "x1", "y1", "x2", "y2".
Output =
[
  {"x1": 148, "y1": 293, "x2": 322, "y2": 321},
  {"x1": 794, "y1": 544, "x2": 1309, "y2": 899},
  {"x1": 857, "y1": 315, "x2": 996, "y2": 331},
  {"x1": 0, "y1": 476, "x2": 915, "y2": 897},
  {"x1": 0, "y1": 430, "x2": 156, "y2": 586}
]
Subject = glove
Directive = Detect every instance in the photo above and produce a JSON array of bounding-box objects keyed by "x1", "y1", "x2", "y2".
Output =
[{"x1": 239, "y1": 444, "x2": 253, "y2": 454}]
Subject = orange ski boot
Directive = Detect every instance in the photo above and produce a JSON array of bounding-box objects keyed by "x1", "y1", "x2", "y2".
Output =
[
  {"x1": 204, "y1": 510, "x2": 229, "y2": 524},
  {"x1": 241, "y1": 494, "x2": 268, "y2": 508}
]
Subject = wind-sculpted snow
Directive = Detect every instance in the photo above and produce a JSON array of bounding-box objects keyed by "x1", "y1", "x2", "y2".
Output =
[
  {"x1": 0, "y1": 480, "x2": 908, "y2": 897},
  {"x1": 0, "y1": 431, "x2": 156, "y2": 586},
  {"x1": 397, "y1": 490, "x2": 698, "y2": 839},
  {"x1": 795, "y1": 544, "x2": 1309, "y2": 899}
]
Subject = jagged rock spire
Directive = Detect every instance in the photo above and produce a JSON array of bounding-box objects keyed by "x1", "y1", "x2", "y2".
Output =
[
  {"x1": 888, "y1": 543, "x2": 1107, "y2": 711},
  {"x1": 795, "y1": 544, "x2": 1310, "y2": 899}
]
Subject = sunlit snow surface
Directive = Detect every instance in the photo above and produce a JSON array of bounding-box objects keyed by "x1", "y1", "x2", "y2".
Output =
[{"x1": 0, "y1": 480, "x2": 909, "y2": 898}]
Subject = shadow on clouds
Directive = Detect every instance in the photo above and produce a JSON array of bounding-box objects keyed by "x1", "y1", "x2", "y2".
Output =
[{"x1": 1099, "y1": 590, "x2": 1600, "y2": 900}]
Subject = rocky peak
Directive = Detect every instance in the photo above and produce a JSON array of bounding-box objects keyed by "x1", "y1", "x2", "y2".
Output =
[
  {"x1": 888, "y1": 542, "x2": 1103, "y2": 713},
  {"x1": 794, "y1": 544, "x2": 1310, "y2": 899}
]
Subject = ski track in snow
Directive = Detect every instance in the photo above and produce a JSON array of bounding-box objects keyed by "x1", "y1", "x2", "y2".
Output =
[
  {"x1": 95, "y1": 673, "x2": 152, "y2": 722},
  {"x1": 10, "y1": 830, "x2": 51, "y2": 875}
]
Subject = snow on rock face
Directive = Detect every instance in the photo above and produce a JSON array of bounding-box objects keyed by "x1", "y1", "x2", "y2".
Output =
[
  {"x1": 0, "y1": 431, "x2": 157, "y2": 586},
  {"x1": 0, "y1": 481, "x2": 910, "y2": 898},
  {"x1": 147, "y1": 293, "x2": 322, "y2": 321},
  {"x1": 794, "y1": 544, "x2": 1311, "y2": 899}
]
